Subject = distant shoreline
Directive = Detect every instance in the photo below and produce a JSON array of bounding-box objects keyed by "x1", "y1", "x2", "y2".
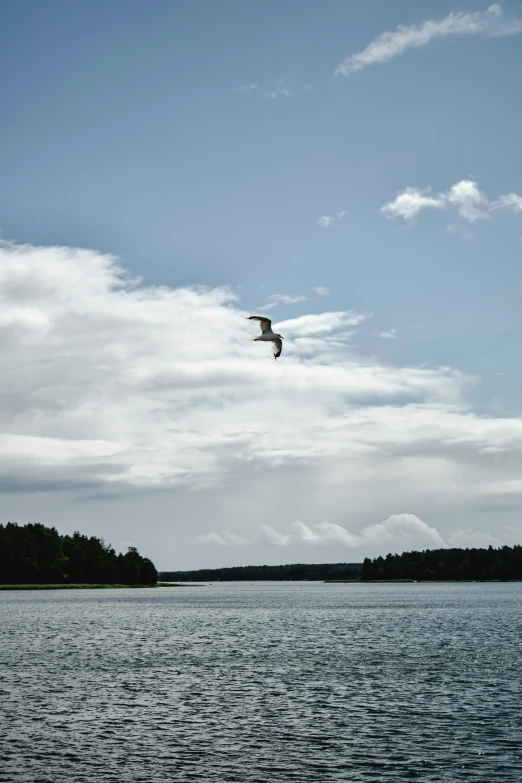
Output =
[
  {"x1": 324, "y1": 579, "x2": 519, "y2": 583},
  {"x1": 0, "y1": 582, "x2": 203, "y2": 590}
]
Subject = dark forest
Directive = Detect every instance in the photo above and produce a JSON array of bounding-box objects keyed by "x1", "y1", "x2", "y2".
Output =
[
  {"x1": 362, "y1": 545, "x2": 522, "y2": 581},
  {"x1": 160, "y1": 562, "x2": 363, "y2": 581},
  {"x1": 161, "y1": 545, "x2": 522, "y2": 582},
  {"x1": 0, "y1": 522, "x2": 158, "y2": 585}
]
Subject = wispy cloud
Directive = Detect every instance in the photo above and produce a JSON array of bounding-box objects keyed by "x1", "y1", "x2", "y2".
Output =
[
  {"x1": 446, "y1": 223, "x2": 473, "y2": 241},
  {"x1": 335, "y1": 5, "x2": 522, "y2": 76},
  {"x1": 277, "y1": 311, "x2": 368, "y2": 337},
  {"x1": 6, "y1": 236, "x2": 522, "y2": 550},
  {"x1": 313, "y1": 287, "x2": 330, "y2": 296},
  {"x1": 260, "y1": 294, "x2": 308, "y2": 312},
  {"x1": 381, "y1": 179, "x2": 522, "y2": 224},
  {"x1": 197, "y1": 532, "x2": 227, "y2": 545},
  {"x1": 269, "y1": 294, "x2": 307, "y2": 305},
  {"x1": 263, "y1": 85, "x2": 292, "y2": 100},
  {"x1": 238, "y1": 79, "x2": 292, "y2": 99},
  {"x1": 317, "y1": 216, "x2": 333, "y2": 228},
  {"x1": 490, "y1": 193, "x2": 522, "y2": 213},
  {"x1": 379, "y1": 328, "x2": 397, "y2": 339},
  {"x1": 197, "y1": 531, "x2": 250, "y2": 546},
  {"x1": 317, "y1": 211, "x2": 346, "y2": 228}
]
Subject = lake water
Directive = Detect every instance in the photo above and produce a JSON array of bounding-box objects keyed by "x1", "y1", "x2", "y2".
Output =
[{"x1": 1, "y1": 582, "x2": 520, "y2": 782}]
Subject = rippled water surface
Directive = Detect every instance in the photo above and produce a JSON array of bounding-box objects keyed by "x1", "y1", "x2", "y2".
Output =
[{"x1": 1, "y1": 582, "x2": 521, "y2": 782}]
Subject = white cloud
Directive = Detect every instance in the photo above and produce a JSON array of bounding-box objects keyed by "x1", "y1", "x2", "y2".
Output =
[
  {"x1": 277, "y1": 311, "x2": 368, "y2": 337},
  {"x1": 292, "y1": 514, "x2": 445, "y2": 550},
  {"x1": 382, "y1": 179, "x2": 522, "y2": 225},
  {"x1": 317, "y1": 216, "x2": 333, "y2": 228},
  {"x1": 214, "y1": 513, "x2": 447, "y2": 553},
  {"x1": 360, "y1": 513, "x2": 445, "y2": 549},
  {"x1": 381, "y1": 187, "x2": 446, "y2": 220},
  {"x1": 197, "y1": 530, "x2": 250, "y2": 546},
  {"x1": 335, "y1": 5, "x2": 522, "y2": 76},
  {"x1": 316, "y1": 521, "x2": 359, "y2": 546},
  {"x1": 238, "y1": 80, "x2": 292, "y2": 99},
  {"x1": 291, "y1": 521, "x2": 321, "y2": 543},
  {"x1": 338, "y1": 211, "x2": 347, "y2": 221},
  {"x1": 313, "y1": 287, "x2": 329, "y2": 296},
  {"x1": 447, "y1": 180, "x2": 489, "y2": 222},
  {"x1": 379, "y1": 329, "x2": 397, "y2": 339}
]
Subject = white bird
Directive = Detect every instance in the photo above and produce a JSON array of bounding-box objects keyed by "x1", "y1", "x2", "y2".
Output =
[{"x1": 247, "y1": 316, "x2": 284, "y2": 360}]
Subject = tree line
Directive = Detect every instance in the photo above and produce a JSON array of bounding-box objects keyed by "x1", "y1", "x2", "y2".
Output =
[
  {"x1": 160, "y1": 562, "x2": 363, "y2": 582},
  {"x1": 362, "y1": 545, "x2": 522, "y2": 581},
  {"x1": 161, "y1": 546, "x2": 522, "y2": 583},
  {"x1": 0, "y1": 522, "x2": 158, "y2": 585}
]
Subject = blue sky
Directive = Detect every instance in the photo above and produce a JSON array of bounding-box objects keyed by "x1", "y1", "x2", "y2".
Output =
[{"x1": 1, "y1": 2, "x2": 522, "y2": 568}]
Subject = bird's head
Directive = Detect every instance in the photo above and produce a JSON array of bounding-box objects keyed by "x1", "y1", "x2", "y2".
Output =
[{"x1": 276, "y1": 333, "x2": 284, "y2": 339}]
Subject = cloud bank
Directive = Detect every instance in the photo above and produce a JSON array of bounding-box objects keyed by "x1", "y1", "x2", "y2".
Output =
[
  {"x1": 262, "y1": 514, "x2": 445, "y2": 550},
  {"x1": 199, "y1": 513, "x2": 494, "y2": 554},
  {"x1": 2, "y1": 239, "x2": 522, "y2": 554}
]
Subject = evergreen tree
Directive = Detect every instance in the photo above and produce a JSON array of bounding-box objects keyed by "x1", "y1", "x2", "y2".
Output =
[
  {"x1": 0, "y1": 522, "x2": 158, "y2": 585},
  {"x1": 360, "y1": 545, "x2": 521, "y2": 581}
]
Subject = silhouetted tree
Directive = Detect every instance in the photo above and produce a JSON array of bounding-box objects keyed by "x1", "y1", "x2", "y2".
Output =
[
  {"x1": 0, "y1": 522, "x2": 158, "y2": 585},
  {"x1": 360, "y1": 545, "x2": 521, "y2": 581}
]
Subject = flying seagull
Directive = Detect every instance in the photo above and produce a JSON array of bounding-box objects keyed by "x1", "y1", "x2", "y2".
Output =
[{"x1": 247, "y1": 316, "x2": 284, "y2": 360}]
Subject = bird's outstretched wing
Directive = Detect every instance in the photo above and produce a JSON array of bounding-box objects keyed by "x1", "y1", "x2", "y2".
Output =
[
  {"x1": 247, "y1": 315, "x2": 272, "y2": 335},
  {"x1": 272, "y1": 339, "x2": 283, "y2": 360}
]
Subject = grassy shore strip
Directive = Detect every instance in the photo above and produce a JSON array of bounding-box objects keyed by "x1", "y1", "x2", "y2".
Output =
[{"x1": 0, "y1": 582, "x2": 203, "y2": 590}]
